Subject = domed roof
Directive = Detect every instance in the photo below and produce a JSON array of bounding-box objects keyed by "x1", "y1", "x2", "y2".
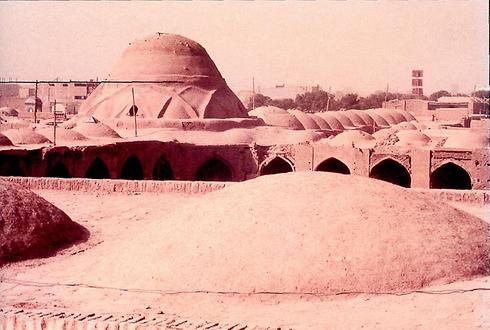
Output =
[
  {"x1": 2, "y1": 129, "x2": 51, "y2": 145},
  {"x1": 78, "y1": 33, "x2": 248, "y2": 121},
  {"x1": 395, "y1": 130, "x2": 432, "y2": 147},
  {"x1": 316, "y1": 112, "x2": 345, "y2": 131},
  {"x1": 343, "y1": 110, "x2": 369, "y2": 127},
  {"x1": 287, "y1": 110, "x2": 320, "y2": 130},
  {"x1": 308, "y1": 114, "x2": 332, "y2": 130},
  {"x1": 0, "y1": 132, "x2": 13, "y2": 146},
  {"x1": 329, "y1": 112, "x2": 356, "y2": 128},
  {"x1": 109, "y1": 33, "x2": 222, "y2": 81},
  {"x1": 73, "y1": 122, "x2": 122, "y2": 139},
  {"x1": 250, "y1": 106, "x2": 304, "y2": 130},
  {"x1": 328, "y1": 130, "x2": 375, "y2": 147}
]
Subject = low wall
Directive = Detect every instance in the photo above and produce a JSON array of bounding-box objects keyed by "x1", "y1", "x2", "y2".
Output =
[
  {"x1": 1, "y1": 177, "x2": 232, "y2": 195},
  {"x1": 0, "y1": 308, "x2": 252, "y2": 330},
  {"x1": 1, "y1": 176, "x2": 488, "y2": 205},
  {"x1": 413, "y1": 188, "x2": 490, "y2": 205}
]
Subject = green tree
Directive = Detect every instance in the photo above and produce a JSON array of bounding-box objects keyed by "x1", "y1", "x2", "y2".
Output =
[
  {"x1": 339, "y1": 93, "x2": 360, "y2": 110},
  {"x1": 472, "y1": 90, "x2": 489, "y2": 99}
]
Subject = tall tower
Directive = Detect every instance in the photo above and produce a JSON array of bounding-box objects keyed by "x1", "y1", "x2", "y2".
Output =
[{"x1": 412, "y1": 70, "x2": 423, "y2": 97}]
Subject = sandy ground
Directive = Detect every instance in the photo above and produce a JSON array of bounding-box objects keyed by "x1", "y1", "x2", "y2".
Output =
[{"x1": 1, "y1": 189, "x2": 489, "y2": 329}]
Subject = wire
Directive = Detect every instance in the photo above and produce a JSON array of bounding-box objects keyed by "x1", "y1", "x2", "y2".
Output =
[{"x1": 2, "y1": 277, "x2": 489, "y2": 297}]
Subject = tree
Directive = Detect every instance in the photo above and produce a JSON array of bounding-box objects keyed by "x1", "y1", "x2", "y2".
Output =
[
  {"x1": 429, "y1": 90, "x2": 450, "y2": 101},
  {"x1": 269, "y1": 98, "x2": 296, "y2": 110},
  {"x1": 246, "y1": 93, "x2": 272, "y2": 110},
  {"x1": 339, "y1": 93, "x2": 360, "y2": 110},
  {"x1": 295, "y1": 90, "x2": 335, "y2": 112},
  {"x1": 472, "y1": 89, "x2": 489, "y2": 99}
]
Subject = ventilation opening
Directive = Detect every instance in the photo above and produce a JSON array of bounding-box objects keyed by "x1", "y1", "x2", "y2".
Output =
[
  {"x1": 0, "y1": 155, "x2": 26, "y2": 176},
  {"x1": 153, "y1": 155, "x2": 174, "y2": 180},
  {"x1": 120, "y1": 155, "x2": 144, "y2": 180},
  {"x1": 47, "y1": 162, "x2": 71, "y2": 178},
  {"x1": 85, "y1": 157, "x2": 110, "y2": 179},
  {"x1": 316, "y1": 158, "x2": 350, "y2": 174},
  {"x1": 370, "y1": 159, "x2": 411, "y2": 188},
  {"x1": 260, "y1": 157, "x2": 294, "y2": 176},
  {"x1": 430, "y1": 163, "x2": 471, "y2": 190},
  {"x1": 194, "y1": 158, "x2": 232, "y2": 181}
]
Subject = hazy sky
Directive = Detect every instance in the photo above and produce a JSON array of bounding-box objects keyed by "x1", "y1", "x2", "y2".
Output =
[{"x1": 0, "y1": 1, "x2": 488, "y2": 96}]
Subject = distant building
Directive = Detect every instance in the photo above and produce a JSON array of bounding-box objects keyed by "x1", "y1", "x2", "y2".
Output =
[
  {"x1": 412, "y1": 70, "x2": 423, "y2": 96},
  {"x1": 0, "y1": 81, "x2": 99, "y2": 115},
  {"x1": 37, "y1": 81, "x2": 99, "y2": 114},
  {"x1": 383, "y1": 96, "x2": 488, "y2": 122}
]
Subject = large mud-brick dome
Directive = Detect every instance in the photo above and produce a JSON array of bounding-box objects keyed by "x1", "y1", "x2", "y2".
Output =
[{"x1": 78, "y1": 33, "x2": 248, "y2": 120}]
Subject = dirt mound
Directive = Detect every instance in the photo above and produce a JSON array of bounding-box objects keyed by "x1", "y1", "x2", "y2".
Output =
[
  {"x1": 2, "y1": 128, "x2": 51, "y2": 145},
  {"x1": 73, "y1": 122, "x2": 122, "y2": 139},
  {"x1": 70, "y1": 172, "x2": 489, "y2": 294},
  {"x1": 0, "y1": 132, "x2": 13, "y2": 146},
  {"x1": 0, "y1": 180, "x2": 87, "y2": 265}
]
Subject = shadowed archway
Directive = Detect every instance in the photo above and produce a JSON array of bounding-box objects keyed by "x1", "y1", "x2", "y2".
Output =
[
  {"x1": 153, "y1": 154, "x2": 174, "y2": 180},
  {"x1": 194, "y1": 157, "x2": 232, "y2": 182},
  {"x1": 0, "y1": 155, "x2": 27, "y2": 176},
  {"x1": 47, "y1": 161, "x2": 71, "y2": 178},
  {"x1": 260, "y1": 157, "x2": 294, "y2": 176},
  {"x1": 120, "y1": 154, "x2": 144, "y2": 180},
  {"x1": 316, "y1": 158, "x2": 351, "y2": 174},
  {"x1": 85, "y1": 157, "x2": 110, "y2": 179},
  {"x1": 370, "y1": 159, "x2": 411, "y2": 188},
  {"x1": 430, "y1": 162, "x2": 471, "y2": 190}
]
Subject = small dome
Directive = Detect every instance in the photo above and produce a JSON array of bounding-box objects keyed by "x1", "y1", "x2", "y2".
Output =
[
  {"x1": 395, "y1": 130, "x2": 432, "y2": 147},
  {"x1": 316, "y1": 112, "x2": 345, "y2": 131},
  {"x1": 0, "y1": 107, "x2": 19, "y2": 117},
  {"x1": 328, "y1": 130, "x2": 375, "y2": 147},
  {"x1": 395, "y1": 121, "x2": 418, "y2": 130},
  {"x1": 329, "y1": 112, "x2": 356, "y2": 128},
  {"x1": 250, "y1": 106, "x2": 304, "y2": 130},
  {"x1": 343, "y1": 111, "x2": 368, "y2": 127},
  {"x1": 2, "y1": 128, "x2": 52, "y2": 145},
  {"x1": 73, "y1": 122, "x2": 122, "y2": 139},
  {"x1": 0, "y1": 132, "x2": 14, "y2": 146},
  {"x1": 287, "y1": 110, "x2": 320, "y2": 130},
  {"x1": 36, "y1": 127, "x2": 88, "y2": 142},
  {"x1": 308, "y1": 114, "x2": 332, "y2": 130}
]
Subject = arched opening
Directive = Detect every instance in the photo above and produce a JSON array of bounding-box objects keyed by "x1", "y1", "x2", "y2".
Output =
[
  {"x1": 316, "y1": 158, "x2": 350, "y2": 174},
  {"x1": 47, "y1": 161, "x2": 71, "y2": 178},
  {"x1": 153, "y1": 154, "x2": 174, "y2": 180},
  {"x1": 260, "y1": 157, "x2": 294, "y2": 176},
  {"x1": 430, "y1": 163, "x2": 471, "y2": 190},
  {"x1": 370, "y1": 159, "x2": 411, "y2": 188},
  {"x1": 120, "y1": 154, "x2": 144, "y2": 180},
  {"x1": 0, "y1": 155, "x2": 26, "y2": 176},
  {"x1": 85, "y1": 157, "x2": 110, "y2": 179},
  {"x1": 194, "y1": 157, "x2": 232, "y2": 181}
]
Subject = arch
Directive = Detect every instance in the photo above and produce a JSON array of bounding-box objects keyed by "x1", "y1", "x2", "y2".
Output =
[
  {"x1": 0, "y1": 155, "x2": 27, "y2": 176},
  {"x1": 194, "y1": 157, "x2": 233, "y2": 181},
  {"x1": 430, "y1": 162, "x2": 471, "y2": 190},
  {"x1": 316, "y1": 158, "x2": 351, "y2": 174},
  {"x1": 120, "y1": 154, "x2": 144, "y2": 180},
  {"x1": 369, "y1": 158, "x2": 411, "y2": 188},
  {"x1": 153, "y1": 154, "x2": 174, "y2": 180},
  {"x1": 260, "y1": 156, "x2": 294, "y2": 176},
  {"x1": 47, "y1": 161, "x2": 71, "y2": 178},
  {"x1": 85, "y1": 157, "x2": 110, "y2": 179}
]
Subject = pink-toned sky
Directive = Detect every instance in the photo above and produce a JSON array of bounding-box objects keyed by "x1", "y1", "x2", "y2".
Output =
[{"x1": 0, "y1": 1, "x2": 488, "y2": 96}]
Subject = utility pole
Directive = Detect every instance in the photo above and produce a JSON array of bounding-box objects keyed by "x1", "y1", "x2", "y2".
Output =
[
  {"x1": 326, "y1": 86, "x2": 332, "y2": 111},
  {"x1": 34, "y1": 80, "x2": 38, "y2": 124},
  {"x1": 132, "y1": 87, "x2": 137, "y2": 137},
  {"x1": 384, "y1": 83, "x2": 389, "y2": 103},
  {"x1": 252, "y1": 77, "x2": 255, "y2": 110},
  {"x1": 53, "y1": 99, "x2": 57, "y2": 146}
]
